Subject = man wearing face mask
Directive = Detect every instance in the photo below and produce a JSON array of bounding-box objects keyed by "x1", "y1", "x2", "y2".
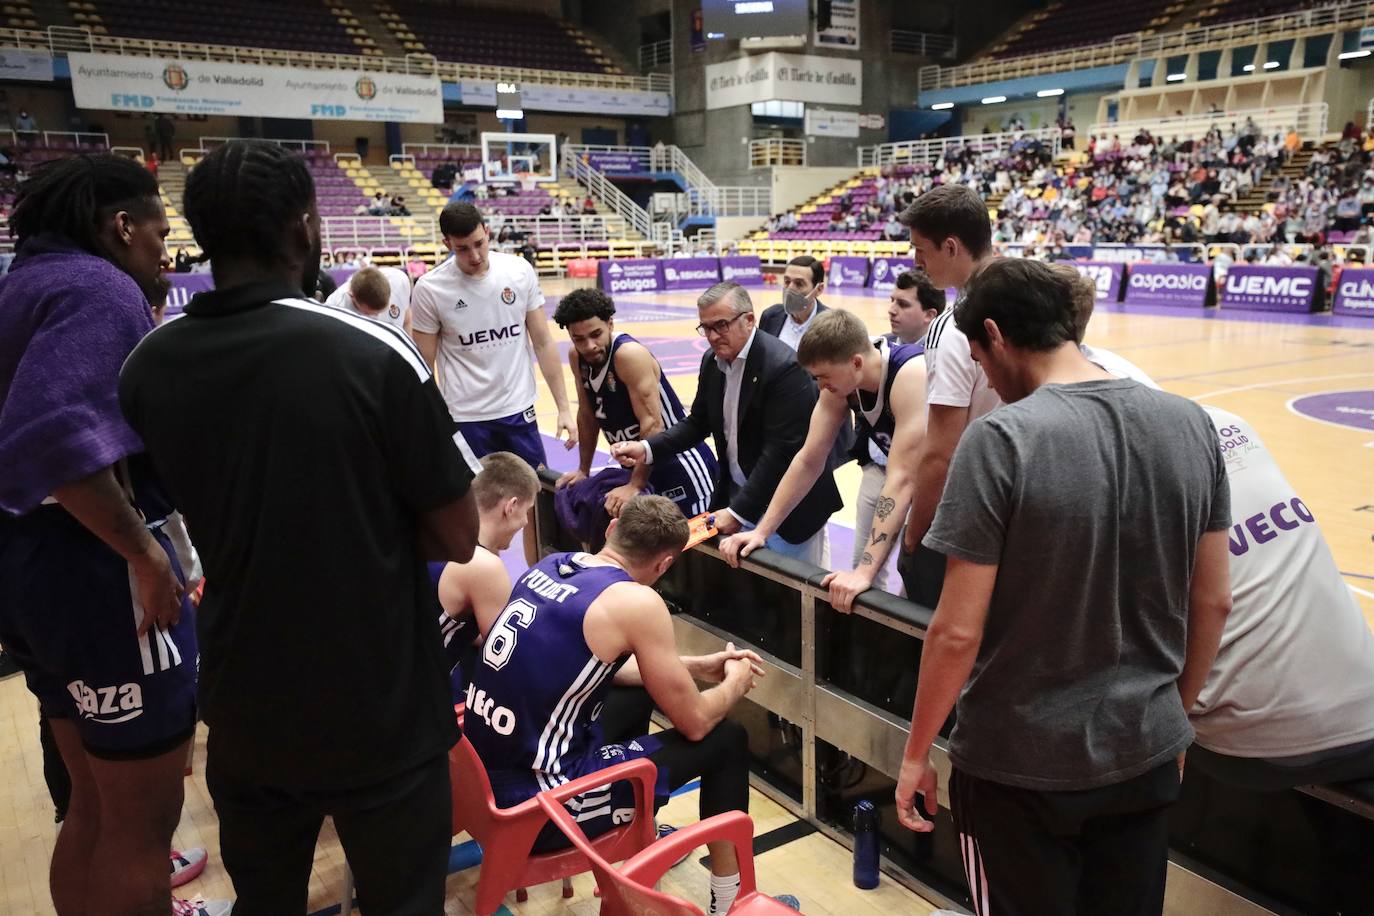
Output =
[{"x1": 761, "y1": 255, "x2": 856, "y2": 468}]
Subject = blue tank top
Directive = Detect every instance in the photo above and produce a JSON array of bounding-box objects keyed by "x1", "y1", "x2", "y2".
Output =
[
  {"x1": 852, "y1": 337, "x2": 923, "y2": 457},
  {"x1": 580, "y1": 333, "x2": 690, "y2": 444},
  {"x1": 580, "y1": 333, "x2": 716, "y2": 512},
  {"x1": 465, "y1": 551, "x2": 634, "y2": 802},
  {"x1": 429, "y1": 561, "x2": 477, "y2": 676}
]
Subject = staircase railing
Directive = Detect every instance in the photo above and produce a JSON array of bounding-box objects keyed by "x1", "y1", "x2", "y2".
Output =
[
  {"x1": 563, "y1": 153, "x2": 653, "y2": 240},
  {"x1": 858, "y1": 127, "x2": 1061, "y2": 168}
]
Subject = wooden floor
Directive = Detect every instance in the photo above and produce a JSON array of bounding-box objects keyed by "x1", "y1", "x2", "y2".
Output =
[
  {"x1": 4, "y1": 277, "x2": 1373, "y2": 915},
  {"x1": 0, "y1": 680, "x2": 942, "y2": 916}
]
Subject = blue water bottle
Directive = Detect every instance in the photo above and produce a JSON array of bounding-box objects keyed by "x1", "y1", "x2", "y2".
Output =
[{"x1": 852, "y1": 800, "x2": 880, "y2": 889}]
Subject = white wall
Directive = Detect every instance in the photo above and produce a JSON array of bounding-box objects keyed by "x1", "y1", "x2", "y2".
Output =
[{"x1": 714, "y1": 216, "x2": 768, "y2": 242}]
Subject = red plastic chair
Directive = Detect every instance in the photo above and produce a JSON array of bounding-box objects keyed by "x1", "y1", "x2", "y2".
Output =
[
  {"x1": 537, "y1": 795, "x2": 802, "y2": 916},
  {"x1": 449, "y1": 733, "x2": 658, "y2": 915}
]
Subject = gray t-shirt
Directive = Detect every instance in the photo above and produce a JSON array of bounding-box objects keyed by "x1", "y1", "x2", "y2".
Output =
[{"x1": 924, "y1": 378, "x2": 1231, "y2": 791}]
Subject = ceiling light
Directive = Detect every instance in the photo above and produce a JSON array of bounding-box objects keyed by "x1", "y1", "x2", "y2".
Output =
[
  {"x1": 1037, "y1": 88, "x2": 1064, "y2": 97},
  {"x1": 1339, "y1": 49, "x2": 1372, "y2": 60},
  {"x1": 981, "y1": 95, "x2": 1006, "y2": 104},
  {"x1": 1264, "y1": 61, "x2": 1281, "y2": 69},
  {"x1": 1166, "y1": 73, "x2": 1186, "y2": 81},
  {"x1": 1242, "y1": 63, "x2": 1255, "y2": 71},
  {"x1": 931, "y1": 102, "x2": 954, "y2": 110}
]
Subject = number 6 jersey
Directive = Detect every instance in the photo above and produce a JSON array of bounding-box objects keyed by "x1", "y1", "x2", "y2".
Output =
[{"x1": 465, "y1": 551, "x2": 634, "y2": 807}]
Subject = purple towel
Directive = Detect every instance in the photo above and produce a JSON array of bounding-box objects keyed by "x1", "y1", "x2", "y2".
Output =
[
  {"x1": 0, "y1": 234, "x2": 153, "y2": 515},
  {"x1": 554, "y1": 466, "x2": 655, "y2": 543}
]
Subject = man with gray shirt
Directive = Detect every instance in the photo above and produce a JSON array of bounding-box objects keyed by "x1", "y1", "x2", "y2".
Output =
[{"x1": 893, "y1": 259, "x2": 1233, "y2": 916}]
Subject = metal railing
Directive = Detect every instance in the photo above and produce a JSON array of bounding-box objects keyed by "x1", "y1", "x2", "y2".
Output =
[
  {"x1": 1088, "y1": 103, "x2": 1329, "y2": 143},
  {"x1": 890, "y1": 29, "x2": 957, "y2": 59},
  {"x1": 858, "y1": 127, "x2": 1061, "y2": 168},
  {"x1": 563, "y1": 143, "x2": 775, "y2": 219},
  {"x1": 318, "y1": 212, "x2": 631, "y2": 252},
  {"x1": 638, "y1": 39, "x2": 672, "y2": 70},
  {"x1": 400, "y1": 143, "x2": 484, "y2": 161},
  {"x1": 198, "y1": 135, "x2": 331, "y2": 154},
  {"x1": 918, "y1": 0, "x2": 1374, "y2": 90},
  {"x1": 3, "y1": 24, "x2": 667, "y2": 92},
  {"x1": 0, "y1": 127, "x2": 110, "y2": 147},
  {"x1": 564, "y1": 153, "x2": 653, "y2": 239},
  {"x1": 750, "y1": 138, "x2": 806, "y2": 169}
]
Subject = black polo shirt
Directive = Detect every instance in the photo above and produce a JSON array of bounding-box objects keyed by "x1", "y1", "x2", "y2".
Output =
[{"x1": 119, "y1": 281, "x2": 472, "y2": 790}]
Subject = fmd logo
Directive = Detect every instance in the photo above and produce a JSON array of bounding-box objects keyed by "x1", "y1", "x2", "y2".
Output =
[
  {"x1": 311, "y1": 104, "x2": 347, "y2": 117},
  {"x1": 112, "y1": 94, "x2": 156, "y2": 108},
  {"x1": 162, "y1": 63, "x2": 189, "y2": 91}
]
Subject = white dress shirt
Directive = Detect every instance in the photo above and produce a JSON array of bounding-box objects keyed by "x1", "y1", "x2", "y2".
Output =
[{"x1": 777, "y1": 303, "x2": 818, "y2": 352}]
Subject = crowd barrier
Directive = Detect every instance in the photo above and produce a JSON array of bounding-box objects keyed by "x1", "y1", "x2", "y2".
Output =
[{"x1": 527, "y1": 469, "x2": 1373, "y2": 915}]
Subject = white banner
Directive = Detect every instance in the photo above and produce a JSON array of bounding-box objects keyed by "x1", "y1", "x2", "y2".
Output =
[
  {"x1": 805, "y1": 108, "x2": 859, "y2": 138},
  {"x1": 814, "y1": 0, "x2": 860, "y2": 50},
  {"x1": 0, "y1": 48, "x2": 53, "y2": 82},
  {"x1": 459, "y1": 81, "x2": 670, "y2": 117},
  {"x1": 70, "y1": 52, "x2": 442, "y2": 123},
  {"x1": 705, "y1": 52, "x2": 861, "y2": 110}
]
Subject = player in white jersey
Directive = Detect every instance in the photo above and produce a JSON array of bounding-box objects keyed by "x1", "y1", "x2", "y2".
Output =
[
  {"x1": 411, "y1": 202, "x2": 575, "y2": 471},
  {"x1": 324, "y1": 265, "x2": 412, "y2": 333},
  {"x1": 896, "y1": 185, "x2": 1003, "y2": 608},
  {"x1": 1186, "y1": 407, "x2": 1374, "y2": 788}
]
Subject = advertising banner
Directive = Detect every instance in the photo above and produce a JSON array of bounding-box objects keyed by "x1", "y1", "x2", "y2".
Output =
[
  {"x1": 804, "y1": 108, "x2": 859, "y2": 138},
  {"x1": 827, "y1": 256, "x2": 870, "y2": 289},
  {"x1": 662, "y1": 257, "x2": 722, "y2": 291},
  {"x1": 165, "y1": 273, "x2": 215, "y2": 319},
  {"x1": 719, "y1": 255, "x2": 765, "y2": 286},
  {"x1": 705, "y1": 51, "x2": 862, "y2": 110},
  {"x1": 814, "y1": 0, "x2": 860, "y2": 50},
  {"x1": 1070, "y1": 261, "x2": 1125, "y2": 301},
  {"x1": 70, "y1": 52, "x2": 443, "y2": 123},
  {"x1": 0, "y1": 48, "x2": 54, "y2": 82},
  {"x1": 1123, "y1": 262, "x2": 1213, "y2": 307},
  {"x1": 598, "y1": 259, "x2": 664, "y2": 294},
  {"x1": 459, "y1": 82, "x2": 670, "y2": 118},
  {"x1": 867, "y1": 255, "x2": 907, "y2": 291},
  {"x1": 1221, "y1": 264, "x2": 1320, "y2": 313},
  {"x1": 1332, "y1": 267, "x2": 1374, "y2": 317}
]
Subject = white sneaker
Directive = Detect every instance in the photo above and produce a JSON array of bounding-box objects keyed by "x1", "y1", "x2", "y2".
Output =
[
  {"x1": 169, "y1": 847, "x2": 208, "y2": 888},
  {"x1": 172, "y1": 898, "x2": 233, "y2": 916}
]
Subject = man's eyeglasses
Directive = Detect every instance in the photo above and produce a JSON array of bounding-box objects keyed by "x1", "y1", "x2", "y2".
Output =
[{"x1": 696, "y1": 312, "x2": 748, "y2": 337}]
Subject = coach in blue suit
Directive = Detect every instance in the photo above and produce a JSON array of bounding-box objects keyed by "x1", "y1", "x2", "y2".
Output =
[{"x1": 611, "y1": 281, "x2": 841, "y2": 566}]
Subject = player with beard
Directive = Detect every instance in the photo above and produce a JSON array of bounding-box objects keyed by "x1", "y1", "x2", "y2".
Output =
[
  {"x1": 0, "y1": 154, "x2": 230, "y2": 915},
  {"x1": 553, "y1": 288, "x2": 715, "y2": 521}
]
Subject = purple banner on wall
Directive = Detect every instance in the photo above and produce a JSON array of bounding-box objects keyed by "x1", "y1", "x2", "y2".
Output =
[
  {"x1": 719, "y1": 255, "x2": 765, "y2": 286},
  {"x1": 1333, "y1": 268, "x2": 1374, "y2": 317},
  {"x1": 867, "y1": 256, "x2": 908, "y2": 291},
  {"x1": 165, "y1": 273, "x2": 215, "y2": 318},
  {"x1": 1221, "y1": 264, "x2": 1319, "y2": 313},
  {"x1": 662, "y1": 257, "x2": 722, "y2": 291},
  {"x1": 828, "y1": 256, "x2": 870, "y2": 290},
  {"x1": 1123, "y1": 262, "x2": 1213, "y2": 308},
  {"x1": 598, "y1": 258, "x2": 664, "y2": 295},
  {"x1": 1071, "y1": 261, "x2": 1124, "y2": 302}
]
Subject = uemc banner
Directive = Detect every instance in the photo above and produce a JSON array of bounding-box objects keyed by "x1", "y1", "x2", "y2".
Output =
[
  {"x1": 1124, "y1": 262, "x2": 1213, "y2": 307},
  {"x1": 599, "y1": 259, "x2": 664, "y2": 294},
  {"x1": 828, "y1": 256, "x2": 870, "y2": 289},
  {"x1": 1221, "y1": 265, "x2": 1319, "y2": 313},
  {"x1": 70, "y1": 52, "x2": 442, "y2": 123},
  {"x1": 1071, "y1": 261, "x2": 1125, "y2": 301},
  {"x1": 719, "y1": 256, "x2": 764, "y2": 286},
  {"x1": 662, "y1": 257, "x2": 722, "y2": 291},
  {"x1": 867, "y1": 256, "x2": 906, "y2": 291},
  {"x1": 1333, "y1": 267, "x2": 1374, "y2": 317}
]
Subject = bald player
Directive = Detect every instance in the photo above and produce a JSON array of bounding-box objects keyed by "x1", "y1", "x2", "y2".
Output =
[{"x1": 720, "y1": 309, "x2": 927, "y2": 611}]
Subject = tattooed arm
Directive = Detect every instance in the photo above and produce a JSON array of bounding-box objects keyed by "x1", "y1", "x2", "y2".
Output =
[{"x1": 822, "y1": 366, "x2": 928, "y2": 611}]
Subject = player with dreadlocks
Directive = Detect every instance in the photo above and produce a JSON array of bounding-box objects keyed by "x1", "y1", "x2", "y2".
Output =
[
  {"x1": 0, "y1": 155, "x2": 230, "y2": 915},
  {"x1": 121, "y1": 139, "x2": 480, "y2": 915}
]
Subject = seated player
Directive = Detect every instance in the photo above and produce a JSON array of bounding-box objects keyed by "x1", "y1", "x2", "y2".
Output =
[
  {"x1": 465, "y1": 496, "x2": 781, "y2": 915},
  {"x1": 848, "y1": 272, "x2": 946, "y2": 591},
  {"x1": 324, "y1": 264, "x2": 412, "y2": 334},
  {"x1": 553, "y1": 288, "x2": 716, "y2": 528},
  {"x1": 720, "y1": 309, "x2": 927, "y2": 611},
  {"x1": 1187, "y1": 405, "x2": 1374, "y2": 789},
  {"x1": 431, "y1": 452, "x2": 539, "y2": 697}
]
